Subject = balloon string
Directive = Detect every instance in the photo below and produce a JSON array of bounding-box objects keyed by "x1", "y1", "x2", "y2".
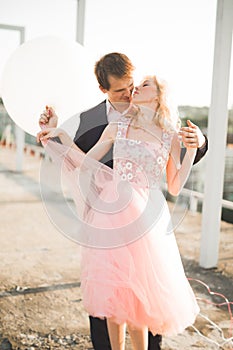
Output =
[
  {"x1": 191, "y1": 319, "x2": 233, "y2": 349},
  {"x1": 188, "y1": 278, "x2": 233, "y2": 349}
]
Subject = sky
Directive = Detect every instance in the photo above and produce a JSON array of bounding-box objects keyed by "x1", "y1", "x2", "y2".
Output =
[{"x1": 0, "y1": 0, "x2": 232, "y2": 109}]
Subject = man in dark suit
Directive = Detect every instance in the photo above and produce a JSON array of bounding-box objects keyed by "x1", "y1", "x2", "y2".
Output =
[{"x1": 40, "y1": 52, "x2": 208, "y2": 350}]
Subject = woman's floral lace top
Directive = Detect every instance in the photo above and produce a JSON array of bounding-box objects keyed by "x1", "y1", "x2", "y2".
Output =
[{"x1": 113, "y1": 117, "x2": 174, "y2": 189}]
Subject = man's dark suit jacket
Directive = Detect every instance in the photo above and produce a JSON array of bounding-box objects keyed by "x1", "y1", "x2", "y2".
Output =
[{"x1": 73, "y1": 100, "x2": 208, "y2": 165}]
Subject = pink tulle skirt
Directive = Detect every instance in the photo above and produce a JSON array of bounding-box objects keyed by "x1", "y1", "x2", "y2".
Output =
[
  {"x1": 80, "y1": 184, "x2": 200, "y2": 336},
  {"x1": 40, "y1": 140, "x2": 199, "y2": 335}
]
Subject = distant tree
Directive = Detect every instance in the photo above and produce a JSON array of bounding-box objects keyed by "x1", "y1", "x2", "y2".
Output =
[{"x1": 178, "y1": 105, "x2": 208, "y2": 130}]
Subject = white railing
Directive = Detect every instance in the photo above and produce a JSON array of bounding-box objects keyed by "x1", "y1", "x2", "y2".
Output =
[
  {"x1": 6, "y1": 143, "x2": 233, "y2": 213},
  {"x1": 180, "y1": 187, "x2": 233, "y2": 212}
]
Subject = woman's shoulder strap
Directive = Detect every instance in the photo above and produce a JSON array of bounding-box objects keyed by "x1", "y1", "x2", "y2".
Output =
[{"x1": 116, "y1": 116, "x2": 131, "y2": 139}]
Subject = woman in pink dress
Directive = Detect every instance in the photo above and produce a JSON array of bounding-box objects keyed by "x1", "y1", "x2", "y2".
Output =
[{"x1": 37, "y1": 75, "x2": 200, "y2": 350}]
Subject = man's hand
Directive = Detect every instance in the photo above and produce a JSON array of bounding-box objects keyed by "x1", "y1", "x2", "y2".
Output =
[
  {"x1": 39, "y1": 106, "x2": 58, "y2": 129},
  {"x1": 179, "y1": 120, "x2": 206, "y2": 149}
]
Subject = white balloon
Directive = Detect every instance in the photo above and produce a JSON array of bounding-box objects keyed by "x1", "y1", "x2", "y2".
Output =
[{"x1": 0, "y1": 36, "x2": 100, "y2": 136}]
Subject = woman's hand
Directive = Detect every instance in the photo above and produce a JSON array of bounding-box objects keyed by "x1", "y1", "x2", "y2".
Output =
[
  {"x1": 179, "y1": 120, "x2": 205, "y2": 149},
  {"x1": 39, "y1": 106, "x2": 58, "y2": 129},
  {"x1": 37, "y1": 127, "x2": 72, "y2": 146}
]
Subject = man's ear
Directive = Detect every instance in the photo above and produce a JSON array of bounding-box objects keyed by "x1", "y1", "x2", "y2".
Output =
[{"x1": 99, "y1": 85, "x2": 108, "y2": 94}]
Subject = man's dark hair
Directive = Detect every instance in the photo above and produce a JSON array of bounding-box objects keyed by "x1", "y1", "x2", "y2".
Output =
[{"x1": 94, "y1": 52, "x2": 134, "y2": 90}]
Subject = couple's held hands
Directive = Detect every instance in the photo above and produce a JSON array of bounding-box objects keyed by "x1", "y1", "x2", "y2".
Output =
[
  {"x1": 37, "y1": 127, "x2": 62, "y2": 142},
  {"x1": 37, "y1": 127, "x2": 73, "y2": 147},
  {"x1": 39, "y1": 106, "x2": 58, "y2": 128},
  {"x1": 179, "y1": 120, "x2": 206, "y2": 149}
]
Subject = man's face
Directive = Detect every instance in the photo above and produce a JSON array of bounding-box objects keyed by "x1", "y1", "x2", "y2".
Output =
[{"x1": 100, "y1": 75, "x2": 134, "y2": 105}]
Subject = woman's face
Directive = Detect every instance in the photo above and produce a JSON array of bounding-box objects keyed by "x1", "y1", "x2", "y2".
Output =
[{"x1": 132, "y1": 77, "x2": 158, "y2": 104}]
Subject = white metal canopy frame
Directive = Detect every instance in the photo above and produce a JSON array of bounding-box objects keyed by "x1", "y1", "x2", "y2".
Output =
[{"x1": 200, "y1": 0, "x2": 233, "y2": 268}]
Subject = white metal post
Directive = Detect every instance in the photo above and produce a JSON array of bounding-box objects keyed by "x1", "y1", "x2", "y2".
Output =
[
  {"x1": 200, "y1": 0, "x2": 233, "y2": 268},
  {"x1": 0, "y1": 24, "x2": 25, "y2": 172},
  {"x1": 76, "y1": 0, "x2": 86, "y2": 45}
]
